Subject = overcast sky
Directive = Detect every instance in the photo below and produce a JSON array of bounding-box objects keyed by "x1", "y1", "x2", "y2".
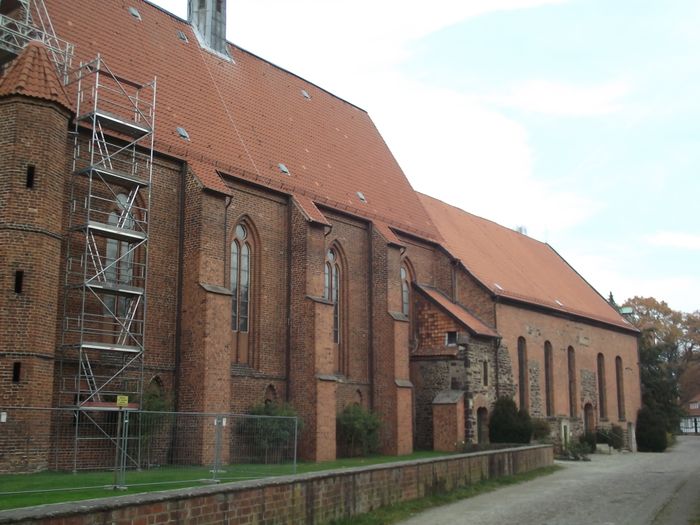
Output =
[{"x1": 151, "y1": 0, "x2": 699, "y2": 313}]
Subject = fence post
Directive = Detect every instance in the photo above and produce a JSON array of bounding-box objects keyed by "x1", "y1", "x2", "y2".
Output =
[
  {"x1": 211, "y1": 415, "x2": 223, "y2": 482},
  {"x1": 293, "y1": 417, "x2": 298, "y2": 475},
  {"x1": 117, "y1": 411, "x2": 130, "y2": 488},
  {"x1": 113, "y1": 408, "x2": 123, "y2": 489}
]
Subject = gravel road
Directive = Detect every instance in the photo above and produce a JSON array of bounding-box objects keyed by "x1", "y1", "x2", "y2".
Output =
[{"x1": 399, "y1": 436, "x2": 700, "y2": 525}]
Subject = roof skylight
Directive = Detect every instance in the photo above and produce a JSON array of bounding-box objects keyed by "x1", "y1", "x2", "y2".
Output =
[
  {"x1": 494, "y1": 283, "x2": 504, "y2": 291},
  {"x1": 301, "y1": 89, "x2": 311, "y2": 100},
  {"x1": 128, "y1": 7, "x2": 141, "y2": 20},
  {"x1": 176, "y1": 127, "x2": 190, "y2": 140},
  {"x1": 555, "y1": 299, "x2": 564, "y2": 306},
  {"x1": 177, "y1": 30, "x2": 189, "y2": 43},
  {"x1": 278, "y1": 163, "x2": 290, "y2": 175},
  {"x1": 356, "y1": 191, "x2": 367, "y2": 203}
]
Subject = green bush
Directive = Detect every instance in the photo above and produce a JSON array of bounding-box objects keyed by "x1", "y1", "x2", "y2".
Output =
[
  {"x1": 595, "y1": 425, "x2": 624, "y2": 450},
  {"x1": 636, "y1": 406, "x2": 667, "y2": 452},
  {"x1": 336, "y1": 404, "x2": 381, "y2": 457},
  {"x1": 240, "y1": 402, "x2": 300, "y2": 463},
  {"x1": 531, "y1": 418, "x2": 551, "y2": 441},
  {"x1": 580, "y1": 432, "x2": 597, "y2": 453},
  {"x1": 488, "y1": 397, "x2": 533, "y2": 444},
  {"x1": 610, "y1": 424, "x2": 624, "y2": 450}
]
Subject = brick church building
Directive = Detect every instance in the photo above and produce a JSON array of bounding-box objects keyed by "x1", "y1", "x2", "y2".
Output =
[{"x1": 0, "y1": 0, "x2": 641, "y2": 469}]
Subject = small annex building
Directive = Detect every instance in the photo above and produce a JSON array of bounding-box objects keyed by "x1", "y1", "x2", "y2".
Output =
[{"x1": 0, "y1": 0, "x2": 641, "y2": 472}]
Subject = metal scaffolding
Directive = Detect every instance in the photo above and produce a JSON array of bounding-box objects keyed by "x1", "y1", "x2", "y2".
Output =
[
  {"x1": 60, "y1": 55, "x2": 156, "y2": 469},
  {"x1": 0, "y1": 0, "x2": 72, "y2": 76}
]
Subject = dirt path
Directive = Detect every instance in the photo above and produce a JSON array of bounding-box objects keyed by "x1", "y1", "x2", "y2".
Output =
[{"x1": 399, "y1": 436, "x2": 700, "y2": 525}]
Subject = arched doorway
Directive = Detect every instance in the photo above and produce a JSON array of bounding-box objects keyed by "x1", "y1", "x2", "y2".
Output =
[
  {"x1": 477, "y1": 407, "x2": 489, "y2": 444},
  {"x1": 584, "y1": 403, "x2": 595, "y2": 434}
]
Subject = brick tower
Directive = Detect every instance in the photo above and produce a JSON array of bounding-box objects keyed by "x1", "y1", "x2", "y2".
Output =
[{"x1": 0, "y1": 41, "x2": 72, "y2": 472}]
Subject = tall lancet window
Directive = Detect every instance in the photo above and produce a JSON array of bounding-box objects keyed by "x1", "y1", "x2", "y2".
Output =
[
  {"x1": 231, "y1": 222, "x2": 254, "y2": 364},
  {"x1": 231, "y1": 224, "x2": 250, "y2": 332},
  {"x1": 324, "y1": 248, "x2": 341, "y2": 344},
  {"x1": 401, "y1": 266, "x2": 410, "y2": 317}
]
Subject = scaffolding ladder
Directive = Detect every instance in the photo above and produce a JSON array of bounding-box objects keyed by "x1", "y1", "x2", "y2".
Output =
[{"x1": 60, "y1": 55, "x2": 156, "y2": 470}]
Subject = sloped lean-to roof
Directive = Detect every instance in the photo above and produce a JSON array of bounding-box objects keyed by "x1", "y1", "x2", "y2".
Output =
[
  {"x1": 418, "y1": 193, "x2": 636, "y2": 332},
  {"x1": 43, "y1": 0, "x2": 439, "y2": 241},
  {"x1": 415, "y1": 284, "x2": 499, "y2": 339}
]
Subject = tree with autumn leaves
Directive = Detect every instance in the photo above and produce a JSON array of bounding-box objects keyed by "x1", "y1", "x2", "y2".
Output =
[{"x1": 620, "y1": 296, "x2": 700, "y2": 448}]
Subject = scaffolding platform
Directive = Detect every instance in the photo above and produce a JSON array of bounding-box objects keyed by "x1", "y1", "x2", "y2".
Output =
[
  {"x1": 77, "y1": 166, "x2": 150, "y2": 188},
  {"x1": 65, "y1": 342, "x2": 142, "y2": 354},
  {"x1": 73, "y1": 221, "x2": 147, "y2": 242},
  {"x1": 76, "y1": 110, "x2": 151, "y2": 138}
]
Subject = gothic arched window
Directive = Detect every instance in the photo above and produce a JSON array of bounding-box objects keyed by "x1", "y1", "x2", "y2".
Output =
[
  {"x1": 518, "y1": 337, "x2": 529, "y2": 411},
  {"x1": 324, "y1": 248, "x2": 341, "y2": 345},
  {"x1": 231, "y1": 221, "x2": 255, "y2": 364},
  {"x1": 597, "y1": 353, "x2": 607, "y2": 419},
  {"x1": 231, "y1": 224, "x2": 251, "y2": 332}
]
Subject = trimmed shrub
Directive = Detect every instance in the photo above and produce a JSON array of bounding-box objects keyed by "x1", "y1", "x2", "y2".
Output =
[
  {"x1": 610, "y1": 424, "x2": 624, "y2": 450},
  {"x1": 595, "y1": 425, "x2": 624, "y2": 450},
  {"x1": 239, "y1": 402, "x2": 300, "y2": 463},
  {"x1": 636, "y1": 406, "x2": 667, "y2": 452},
  {"x1": 531, "y1": 418, "x2": 551, "y2": 441},
  {"x1": 488, "y1": 397, "x2": 533, "y2": 444},
  {"x1": 580, "y1": 432, "x2": 596, "y2": 453},
  {"x1": 336, "y1": 404, "x2": 381, "y2": 457}
]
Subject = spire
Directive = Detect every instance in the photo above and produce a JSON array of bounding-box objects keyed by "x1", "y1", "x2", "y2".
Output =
[
  {"x1": 0, "y1": 40, "x2": 71, "y2": 110},
  {"x1": 188, "y1": 0, "x2": 228, "y2": 56}
]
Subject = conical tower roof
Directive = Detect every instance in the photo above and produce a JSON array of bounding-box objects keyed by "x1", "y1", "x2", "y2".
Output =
[{"x1": 0, "y1": 40, "x2": 71, "y2": 110}]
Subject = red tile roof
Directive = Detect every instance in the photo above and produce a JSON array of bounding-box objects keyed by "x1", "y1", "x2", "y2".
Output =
[
  {"x1": 44, "y1": 0, "x2": 439, "y2": 240},
  {"x1": 0, "y1": 40, "x2": 71, "y2": 109},
  {"x1": 415, "y1": 284, "x2": 499, "y2": 339},
  {"x1": 418, "y1": 193, "x2": 636, "y2": 332}
]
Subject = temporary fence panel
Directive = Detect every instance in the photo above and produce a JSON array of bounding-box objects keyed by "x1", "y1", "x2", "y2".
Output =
[{"x1": 0, "y1": 407, "x2": 298, "y2": 499}]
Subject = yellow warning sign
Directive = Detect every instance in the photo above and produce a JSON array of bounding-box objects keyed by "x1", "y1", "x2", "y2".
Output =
[{"x1": 116, "y1": 395, "x2": 129, "y2": 407}]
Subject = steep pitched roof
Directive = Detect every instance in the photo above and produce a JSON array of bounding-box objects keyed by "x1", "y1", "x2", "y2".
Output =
[
  {"x1": 0, "y1": 40, "x2": 71, "y2": 109},
  {"x1": 418, "y1": 193, "x2": 636, "y2": 332},
  {"x1": 415, "y1": 284, "x2": 499, "y2": 339},
  {"x1": 44, "y1": 0, "x2": 439, "y2": 240}
]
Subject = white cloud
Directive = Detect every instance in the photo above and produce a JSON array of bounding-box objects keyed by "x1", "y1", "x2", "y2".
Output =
[
  {"x1": 487, "y1": 79, "x2": 631, "y2": 117},
  {"x1": 557, "y1": 244, "x2": 700, "y2": 314},
  {"x1": 647, "y1": 231, "x2": 700, "y2": 251},
  {"x1": 366, "y1": 74, "x2": 600, "y2": 238}
]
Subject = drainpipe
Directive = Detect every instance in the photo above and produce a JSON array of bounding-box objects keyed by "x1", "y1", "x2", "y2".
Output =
[
  {"x1": 223, "y1": 195, "x2": 233, "y2": 285},
  {"x1": 169, "y1": 161, "x2": 187, "y2": 463},
  {"x1": 285, "y1": 201, "x2": 293, "y2": 401},
  {"x1": 173, "y1": 162, "x2": 187, "y2": 411},
  {"x1": 368, "y1": 223, "x2": 375, "y2": 409}
]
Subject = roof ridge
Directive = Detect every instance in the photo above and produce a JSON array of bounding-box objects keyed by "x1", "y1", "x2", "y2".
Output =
[{"x1": 416, "y1": 191, "x2": 548, "y2": 248}]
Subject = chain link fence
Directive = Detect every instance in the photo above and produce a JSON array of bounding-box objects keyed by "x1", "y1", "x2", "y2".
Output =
[{"x1": 0, "y1": 407, "x2": 298, "y2": 497}]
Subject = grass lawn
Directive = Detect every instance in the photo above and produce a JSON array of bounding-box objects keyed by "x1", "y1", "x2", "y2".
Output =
[
  {"x1": 0, "y1": 450, "x2": 450, "y2": 511},
  {"x1": 329, "y1": 465, "x2": 562, "y2": 525}
]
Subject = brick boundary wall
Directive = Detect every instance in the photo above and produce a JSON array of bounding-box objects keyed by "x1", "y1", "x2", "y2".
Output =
[{"x1": 0, "y1": 445, "x2": 553, "y2": 525}]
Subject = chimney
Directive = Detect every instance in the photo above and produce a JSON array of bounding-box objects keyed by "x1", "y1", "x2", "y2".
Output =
[{"x1": 188, "y1": 0, "x2": 227, "y2": 55}]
